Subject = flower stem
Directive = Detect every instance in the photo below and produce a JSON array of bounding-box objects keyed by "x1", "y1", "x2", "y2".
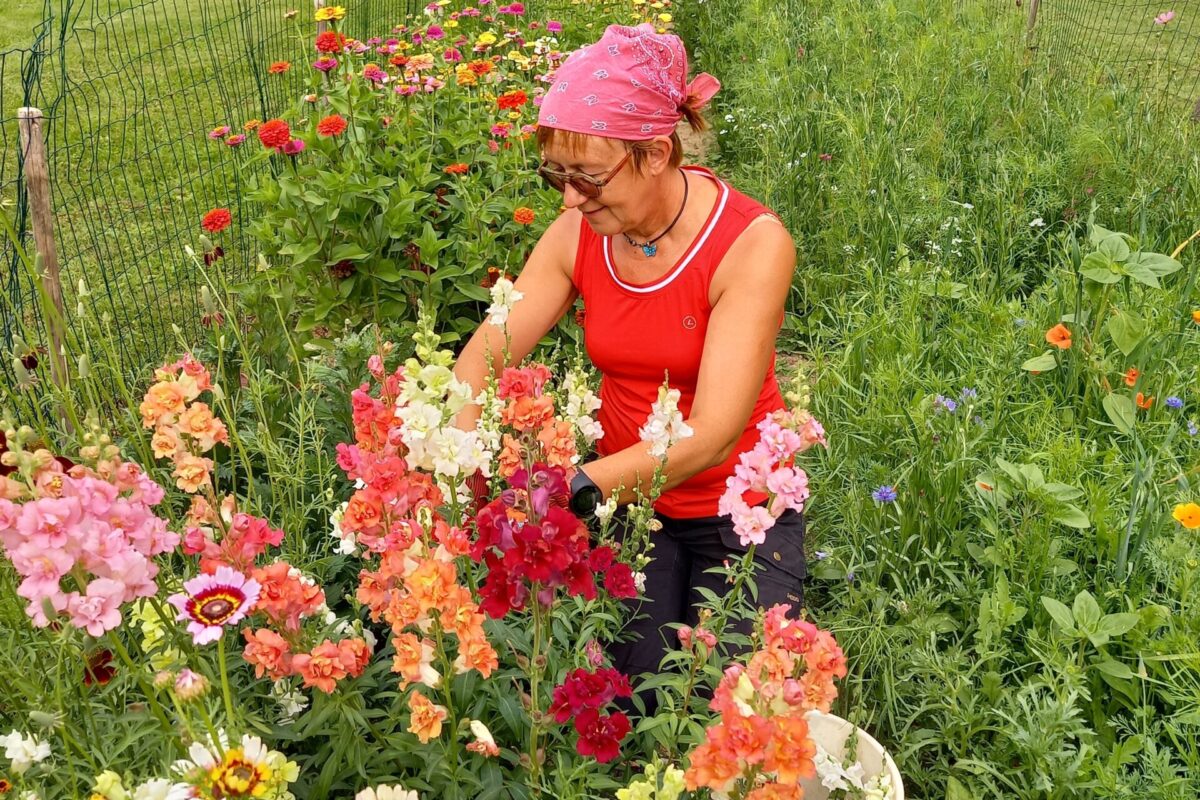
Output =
[
  {"x1": 528, "y1": 588, "x2": 545, "y2": 792},
  {"x1": 107, "y1": 632, "x2": 174, "y2": 735},
  {"x1": 217, "y1": 634, "x2": 237, "y2": 725}
]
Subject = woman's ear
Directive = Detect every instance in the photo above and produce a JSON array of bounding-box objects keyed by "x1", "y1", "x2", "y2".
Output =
[{"x1": 645, "y1": 136, "x2": 675, "y2": 176}]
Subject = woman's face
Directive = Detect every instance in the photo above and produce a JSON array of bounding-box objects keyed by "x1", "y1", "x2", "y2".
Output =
[{"x1": 540, "y1": 135, "x2": 668, "y2": 234}]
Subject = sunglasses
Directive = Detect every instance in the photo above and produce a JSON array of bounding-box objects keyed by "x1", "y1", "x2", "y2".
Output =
[{"x1": 536, "y1": 150, "x2": 633, "y2": 199}]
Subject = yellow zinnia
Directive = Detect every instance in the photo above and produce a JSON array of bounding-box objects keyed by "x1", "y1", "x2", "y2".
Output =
[
  {"x1": 1173, "y1": 502, "x2": 1200, "y2": 529},
  {"x1": 476, "y1": 31, "x2": 497, "y2": 46},
  {"x1": 314, "y1": 6, "x2": 346, "y2": 21}
]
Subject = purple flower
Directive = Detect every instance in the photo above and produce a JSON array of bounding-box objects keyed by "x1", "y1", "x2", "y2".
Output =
[
  {"x1": 872, "y1": 485, "x2": 898, "y2": 504},
  {"x1": 1166, "y1": 396, "x2": 1184, "y2": 409},
  {"x1": 934, "y1": 395, "x2": 958, "y2": 413},
  {"x1": 846, "y1": 571, "x2": 856, "y2": 584},
  {"x1": 547, "y1": 20, "x2": 562, "y2": 33},
  {"x1": 1189, "y1": 420, "x2": 1199, "y2": 436},
  {"x1": 426, "y1": 25, "x2": 445, "y2": 40},
  {"x1": 960, "y1": 387, "x2": 977, "y2": 401},
  {"x1": 1154, "y1": 11, "x2": 1176, "y2": 25},
  {"x1": 814, "y1": 550, "x2": 829, "y2": 561}
]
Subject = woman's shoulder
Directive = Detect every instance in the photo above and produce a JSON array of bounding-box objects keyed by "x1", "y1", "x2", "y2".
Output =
[{"x1": 540, "y1": 207, "x2": 589, "y2": 283}]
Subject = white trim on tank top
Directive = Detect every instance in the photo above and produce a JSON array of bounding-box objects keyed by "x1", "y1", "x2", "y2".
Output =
[{"x1": 602, "y1": 167, "x2": 730, "y2": 294}]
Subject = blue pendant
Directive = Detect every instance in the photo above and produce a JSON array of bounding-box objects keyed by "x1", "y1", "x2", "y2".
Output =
[{"x1": 641, "y1": 243, "x2": 658, "y2": 257}]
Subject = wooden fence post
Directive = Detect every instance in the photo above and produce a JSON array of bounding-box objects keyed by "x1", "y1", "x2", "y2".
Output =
[
  {"x1": 315, "y1": 0, "x2": 327, "y2": 36},
  {"x1": 1025, "y1": 0, "x2": 1042, "y2": 51},
  {"x1": 17, "y1": 106, "x2": 70, "y2": 392}
]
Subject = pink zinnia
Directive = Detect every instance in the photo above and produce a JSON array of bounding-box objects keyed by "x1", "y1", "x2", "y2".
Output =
[
  {"x1": 443, "y1": 48, "x2": 463, "y2": 62},
  {"x1": 208, "y1": 125, "x2": 231, "y2": 139},
  {"x1": 426, "y1": 25, "x2": 445, "y2": 40},
  {"x1": 547, "y1": 20, "x2": 562, "y2": 33},
  {"x1": 362, "y1": 63, "x2": 388, "y2": 83},
  {"x1": 1154, "y1": 10, "x2": 1176, "y2": 24},
  {"x1": 225, "y1": 134, "x2": 246, "y2": 147},
  {"x1": 313, "y1": 56, "x2": 339, "y2": 72},
  {"x1": 168, "y1": 565, "x2": 260, "y2": 644},
  {"x1": 282, "y1": 138, "x2": 306, "y2": 156}
]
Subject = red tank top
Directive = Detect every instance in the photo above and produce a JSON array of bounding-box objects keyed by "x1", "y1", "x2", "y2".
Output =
[{"x1": 572, "y1": 166, "x2": 787, "y2": 518}]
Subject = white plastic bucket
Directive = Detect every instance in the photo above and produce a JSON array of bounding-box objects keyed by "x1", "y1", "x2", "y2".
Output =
[{"x1": 797, "y1": 711, "x2": 905, "y2": 800}]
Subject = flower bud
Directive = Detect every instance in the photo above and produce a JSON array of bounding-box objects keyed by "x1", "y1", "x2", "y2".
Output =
[
  {"x1": 153, "y1": 670, "x2": 176, "y2": 689},
  {"x1": 174, "y1": 668, "x2": 210, "y2": 701}
]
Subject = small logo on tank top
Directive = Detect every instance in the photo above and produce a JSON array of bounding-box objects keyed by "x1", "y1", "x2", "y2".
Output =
[{"x1": 682, "y1": 315, "x2": 698, "y2": 330}]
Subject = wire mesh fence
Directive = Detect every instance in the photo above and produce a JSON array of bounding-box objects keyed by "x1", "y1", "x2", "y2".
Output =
[
  {"x1": 1027, "y1": 0, "x2": 1200, "y2": 118},
  {"x1": 0, "y1": 0, "x2": 424, "y2": 395}
]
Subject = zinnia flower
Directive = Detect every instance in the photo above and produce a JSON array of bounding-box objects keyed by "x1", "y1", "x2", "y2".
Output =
[
  {"x1": 444, "y1": 162, "x2": 469, "y2": 174},
  {"x1": 268, "y1": 60, "x2": 291, "y2": 74},
  {"x1": 257, "y1": 119, "x2": 291, "y2": 149},
  {"x1": 316, "y1": 114, "x2": 348, "y2": 137},
  {"x1": 201, "y1": 208, "x2": 232, "y2": 234},
  {"x1": 512, "y1": 207, "x2": 535, "y2": 225},
  {"x1": 315, "y1": 30, "x2": 347, "y2": 53},
  {"x1": 208, "y1": 125, "x2": 231, "y2": 139},
  {"x1": 1045, "y1": 323, "x2": 1072, "y2": 349},
  {"x1": 1172, "y1": 501, "x2": 1200, "y2": 529},
  {"x1": 313, "y1": 56, "x2": 339, "y2": 72},
  {"x1": 225, "y1": 134, "x2": 246, "y2": 147},
  {"x1": 314, "y1": 5, "x2": 346, "y2": 21},
  {"x1": 168, "y1": 566, "x2": 261, "y2": 644}
]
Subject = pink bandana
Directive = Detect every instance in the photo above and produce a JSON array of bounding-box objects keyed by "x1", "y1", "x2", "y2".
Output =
[{"x1": 536, "y1": 23, "x2": 720, "y2": 140}]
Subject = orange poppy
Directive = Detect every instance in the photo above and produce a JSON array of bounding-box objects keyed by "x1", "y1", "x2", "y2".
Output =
[
  {"x1": 1136, "y1": 392, "x2": 1154, "y2": 409},
  {"x1": 1045, "y1": 323, "x2": 1072, "y2": 350},
  {"x1": 1124, "y1": 367, "x2": 1140, "y2": 387}
]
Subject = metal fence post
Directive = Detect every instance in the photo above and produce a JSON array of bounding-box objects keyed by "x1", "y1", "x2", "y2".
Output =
[
  {"x1": 315, "y1": 0, "x2": 327, "y2": 36},
  {"x1": 17, "y1": 106, "x2": 70, "y2": 391}
]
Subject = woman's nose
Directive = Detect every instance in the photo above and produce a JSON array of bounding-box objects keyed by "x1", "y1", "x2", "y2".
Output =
[{"x1": 562, "y1": 184, "x2": 588, "y2": 208}]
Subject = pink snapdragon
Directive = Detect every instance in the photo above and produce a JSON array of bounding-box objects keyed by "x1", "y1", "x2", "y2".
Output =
[{"x1": 719, "y1": 409, "x2": 827, "y2": 545}]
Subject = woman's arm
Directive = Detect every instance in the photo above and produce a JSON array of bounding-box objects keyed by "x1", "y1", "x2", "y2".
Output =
[
  {"x1": 581, "y1": 220, "x2": 796, "y2": 505},
  {"x1": 453, "y1": 209, "x2": 581, "y2": 429}
]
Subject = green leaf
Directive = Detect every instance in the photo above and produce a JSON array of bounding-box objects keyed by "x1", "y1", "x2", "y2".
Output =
[
  {"x1": 329, "y1": 243, "x2": 371, "y2": 262},
  {"x1": 1041, "y1": 596, "x2": 1077, "y2": 635},
  {"x1": 1042, "y1": 482, "x2": 1084, "y2": 502},
  {"x1": 1021, "y1": 351, "x2": 1059, "y2": 372},
  {"x1": 1088, "y1": 223, "x2": 1122, "y2": 247},
  {"x1": 1098, "y1": 233, "x2": 1131, "y2": 261},
  {"x1": 1096, "y1": 612, "x2": 1140, "y2": 639},
  {"x1": 1072, "y1": 590, "x2": 1103, "y2": 632},
  {"x1": 1106, "y1": 309, "x2": 1147, "y2": 357},
  {"x1": 946, "y1": 775, "x2": 976, "y2": 800},
  {"x1": 1102, "y1": 393, "x2": 1136, "y2": 435},
  {"x1": 1080, "y1": 251, "x2": 1124, "y2": 284},
  {"x1": 1125, "y1": 251, "x2": 1183, "y2": 288},
  {"x1": 1051, "y1": 504, "x2": 1091, "y2": 529}
]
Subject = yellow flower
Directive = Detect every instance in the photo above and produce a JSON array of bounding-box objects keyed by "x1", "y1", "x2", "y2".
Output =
[
  {"x1": 507, "y1": 111, "x2": 522, "y2": 121},
  {"x1": 314, "y1": 5, "x2": 346, "y2": 21},
  {"x1": 445, "y1": 19, "x2": 458, "y2": 28},
  {"x1": 476, "y1": 31, "x2": 497, "y2": 46},
  {"x1": 1173, "y1": 502, "x2": 1200, "y2": 529},
  {"x1": 658, "y1": 13, "x2": 672, "y2": 22},
  {"x1": 1192, "y1": 309, "x2": 1200, "y2": 324}
]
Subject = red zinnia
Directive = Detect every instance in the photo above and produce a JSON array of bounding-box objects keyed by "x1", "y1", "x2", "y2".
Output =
[
  {"x1": 444, "y1": 162, "x2": 469, "y2": 174},
  {"x1": 201, "y1": 208, "x2": 232, "y2": 234},
  {"x1": 315, "y1": 30, "x2": 347, "y2": 54},
  {"x1": 316, "y1": 114, "x2": 348, "y2": 137},
  {"x1": 268, "y1": 60, "x2": 291, "y2": 74},
  {"x1": 257, "y1": 118, "x2": 291, "y2": 149},
  {"x1": 497, "y1": 89, "x2": 528, "y2": 110}
]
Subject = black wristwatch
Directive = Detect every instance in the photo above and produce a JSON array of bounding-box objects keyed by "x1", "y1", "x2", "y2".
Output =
[{"x1": 569, "y1": 468, "x2": 603, "y2": 518}]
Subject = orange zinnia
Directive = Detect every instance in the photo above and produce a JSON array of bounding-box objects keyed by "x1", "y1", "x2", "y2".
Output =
[
  {"x1": 1136, "y1": 392, "x2": 1154, "y2": 409},
  {"x1": 268, "y1": 60, "x2": 291, "y2": 74},
  {"x1": 1124, "y1": 367, "x2": 1140, "y2": 387},
  {"x1": 1045, "y1": 323, "x2": 1072, "y2": 349},
  {"x1": 513, "y1": 206, "x2": 535, "y2": 225}
]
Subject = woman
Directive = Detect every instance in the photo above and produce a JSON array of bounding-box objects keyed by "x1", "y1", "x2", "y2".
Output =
[{"x1": 453, "y1": 23, "x2": 806, "y2": 680}]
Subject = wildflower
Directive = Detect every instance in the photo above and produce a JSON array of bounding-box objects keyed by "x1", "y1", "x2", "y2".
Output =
[
  {"x1": 1136, "y1": 392, "x2": 1154, "y2": 410},
  {"x1": 91, "y1": 770, "x2": 126, "y2": 799},
  {"x1": 485, "y1": 276, "x2": 524, "y2": 327},
  {"x1": 933, "y1": 395, "x2": 957, "y2": 413},
  {"x1": 960, "y1": 387, "x2": 978, "y2": 401},
  {"x1": 512, "y1": 206, "x2": 535, "y2": 225},
  {"x1": 224, "y1": 133, "x2": 246, "y2": 146},
  {"x1": 314, "y1": 30, "x2": 347, "y2": 53},
  {"x1": 1192, "y1": 309, "x2": 1200, "y2": 324},
  {"x1": 443, "y1": 162, "x2": 469, "y2": 174},
  {"x1": 1, "y1": 732, "x2": 50, "y2": 774},
  {"x1": 871, "y1": 485, "x2": 897, "y2": 504},
  {"x1": 1124, "y1": 367, "x2": 1140, "y2": 387},
  {"x1": 1154, "y1": 10, "x2": 1176, "y2": 24},
  {"x1": 1166, "y1": 396, "x2": 1183, "y2": 409},
  {"x1": 818, "y1": 153, "x2": 832, "y2": 161},
  {"x1": 1189, "y1": 420, "x2": 1198, "y2": 436},
  {"x1": 257, "y1": 119, "x2": 291, "y2": 149},
  {"x1": 268, "y1": 60, "x2": 290, "y2": 74},
  {"x1": 168, "y1": 566, "x2": 261, "y2": 644},
  {"x1": 314, "y1": 5, "x2": 346, "y2": 21},
  {"x1": 1172, "y1": 502, "x2": 1200, "y2": 529},
  {"x1": 316, "y1": 114, "x2": 347, "y2": 136},
  {"x1": 201, "y1": 208, "x2": 232, "y2": 234},
  {"x1": 1045, "y1": 323, "x2": 1072, "y2": 349},
  {"x1": 1029, "y1": 217, "x2": 1045, "y2": 228},
  {"x1": 814, "y1": 550, "x2": 829, "y2": 560},
  {"x1": 174, "y1": 668, "x2": 209, "y2": 701}
]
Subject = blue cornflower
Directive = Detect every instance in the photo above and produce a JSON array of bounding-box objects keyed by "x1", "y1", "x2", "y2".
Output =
[
  {"x1": 1166, "y1": 396, "x2": 1184, "y2": 409},
  {"x1": 1189, "y1": 420, "x2": 1199, "y2": 436},
  {"x1": 960, "y1": 387, "x2": 978, "y2": 401},
  {"x1": 872, "y1": 485, "x2": 898, "y2": 503}
]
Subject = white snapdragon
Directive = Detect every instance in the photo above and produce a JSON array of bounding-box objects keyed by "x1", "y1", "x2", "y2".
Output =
[
  {"x1": 2, "y1": 730, "x2": 50, "y2": 774},
  {"x1": 811, "y1": 740, "x2": 895, "y2": 797},
  {"x1": 638, "y1": 384, "x2": 693, "y2": 458},
  {"x1": 130, "y1": 779, "x2": 193, "y2": 800},
  {"x1": 271, "y1": 681, "x2": 310, "y2": 724},
  {"x1": 594, "y1": 496, "x2": 618, "y2": 525},
  {"x1": 560, "y1": 369, "x2": 604, "y2": 445},
  {"x1": 485, "y1": 277, "x2": 523, "y2": 327},
  {"x1": 329, "y1": 501, "x2": 356, "y2": 555}
]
